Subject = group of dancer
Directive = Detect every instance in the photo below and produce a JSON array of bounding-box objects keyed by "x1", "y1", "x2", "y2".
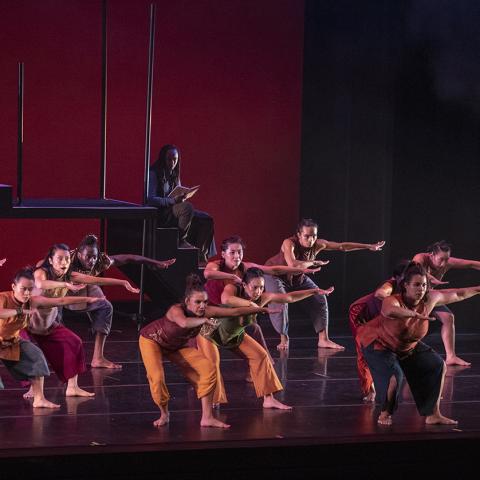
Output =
[{"x1": 2, "y1": 144, "x2": 480, "y2": 430}]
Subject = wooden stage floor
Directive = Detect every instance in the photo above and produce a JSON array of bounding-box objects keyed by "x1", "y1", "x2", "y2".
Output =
[{"x1": 1, "y1": 313, "x2": 479, "y2": 479}]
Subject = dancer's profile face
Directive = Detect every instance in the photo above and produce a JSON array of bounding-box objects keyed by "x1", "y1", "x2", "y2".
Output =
[
  {"x1": 297, "y1": 226, "x2": 317, "y2": 248},
  {"x1": 185, "y1": 291, "x2": 208, "y2": 317},
  {"x1": 165, "y1": 148, "x2": 179, "y2": 172},
  {"x1": 12, "y1": 277, "x2": 35, "y2": 304},
  {"x1": 403, "y1": 274, "x2": 428, "y2": 303},
  {"x1": 49, "y1": 249, "x2": 71, "y2": 276},
  {"x1": 222, "y1": 243, "x2": 244, "y2": 269},
  {"x1": 430, "y1": 251, "x2": 450, "y2": 270},
  {"x1": 243, "y1": 277, "x2": 265, "y2": 301},
  {"x1": 78, "y1": 246, "x2": 99, "y2": 271}
]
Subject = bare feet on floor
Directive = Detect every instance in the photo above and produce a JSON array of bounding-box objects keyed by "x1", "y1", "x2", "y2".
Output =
[
  {"x1": 153, "y1": 414, "x2": 170, "y2": 427},
  {"x1": 425, "y1": 413, "x2": 458, "y2": 425},
  {"x1": 33, "y1": 398, "x2": 61, "y2": 409},
  {"x1": 23, "y1": 387, "x2": 34, "y2": 399},
  {"x1": 277, "y1": 336, "x2": 289, "y2": 350},
  {"x1": 200, "y1": 417, "x2": 231, "y2": 429},
  {"x1": 263, "y1": 396, "x2": 292, "y2": 410},
  {"x1": 66, "y1": 386, "x2": 95, "y2": 397},
  {"x1": 446, "y1": 355, "x2": 471, "y2": 367},
  {"x1": 377, "y1": 412, "x2": 393, "y2": 425},
  {"x1": 362, "y1": 390, "x2": 376, "y2": 403},
  {"x1": 91, "y1": 358, "x2": 122, "y2": 369},
  {"x1": 317, "y1": 339, "x2": 345, "y2": 350}
]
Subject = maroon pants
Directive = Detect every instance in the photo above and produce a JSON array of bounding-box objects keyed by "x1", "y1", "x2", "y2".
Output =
[{"x1": 21, "y1": 325, "x2": 86, "y2": 383}]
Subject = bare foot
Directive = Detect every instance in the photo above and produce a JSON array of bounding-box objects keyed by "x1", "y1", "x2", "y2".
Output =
[
  {"x1": 212, "y1": 403, "x2": 220, "y2": 409},
  {"x1": 276, "y1": 336, "x2": 289, "y2": 350},
  {"x1": 362, "y1": 390, "x2": 376, "y2": 403},
  {"x1": 153, "y1": 414, "x2": 170, "y2": 427},
  {"x1": 377, "y1": 412, "x2": 392, "y2": 425},
  {"x1": 263, "y1": 396, "x2": 292, "y2": 410},
  {"x1": 446, "y1": 355, "x2": 471, "y2": 367},
  {"x1": 425, "y1": 413, "x2": 458, "y2": 425},
  {"x1": 317, "y1": 339, "x2": 345, "y2": 350},
  {"x1": 33, "y1": 398, "x2": 61, "y2": 409},
  {"x1": 91, "y1": 358, "x2": 122, "y2": 369},
  {"x1": 200, "y1": 417, "x2": 231, "y2": 429},
  {"x1": 66, "y1": 386, "x2": 95, "y2": 397},
  {"x1": 23, "y1": 386, "x2": 34, "y2": 399}
]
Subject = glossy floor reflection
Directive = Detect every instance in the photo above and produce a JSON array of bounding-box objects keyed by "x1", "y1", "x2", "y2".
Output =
[{"x1": 1, "y1": 314, "x2": 480, "y2": 455}]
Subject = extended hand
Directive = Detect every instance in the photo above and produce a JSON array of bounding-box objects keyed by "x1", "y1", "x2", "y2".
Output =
[
  {"x1": 66, "y1": 283, "x2": 87, "y2": 292},
  {"x1": 304, "y1": 266, "x2": 323, "y2": 274},
  {"x1": 124, "y1": 281, "x2": 140, "y2": 293},
  {"x1": 317, "y1": 286, "x2": 334, "y2": 296},
  {"x1": 369, "y1": 241, "x2": 386, "y2": 251},
  {"x1": 155, "y1": 258, "x2": 176, "y2": 269},
  {"x1": 430, "y1": 277, "x2": 449, "y2": 286},
  {"x1": 312, "y1": 260, "x2": 329, "y2": 267}
]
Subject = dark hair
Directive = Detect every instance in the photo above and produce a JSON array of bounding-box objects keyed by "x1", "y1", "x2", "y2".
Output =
[
  {"x1": 151, "y1": 144, "x2": 180, "y2": 186},
  {"x1": 184, "y1": 273, "x2": 205, "y2": 299},
  {"x1": 221, "y1": 235, "x2": 246, "y2": 252},
  {"x1": 77, "y1": 234, "x2": 99, "y2": 252},
  {"x1": 296, "y1": 218, "x2": 318, "y2": 233},
  {"x1": 39, "y1": 243, "x2": 71, "y2": 280},
  {"x1": 427, "y1": 240, "x2": 452, "y2": 255},
  {"x1": 13, "y1": 267, "x2": 35, "y2": 284},
  {"x1": 242, "y1": 267, "x2": 265, "y2": 284},
  {"x1": 398, "y1": 262, "x2": 429, "y2": 298}
]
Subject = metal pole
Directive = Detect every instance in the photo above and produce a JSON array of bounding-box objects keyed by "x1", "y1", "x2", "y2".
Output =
[
  {"x1": 100, "y1": 0, "x2": 108, "y2": 200},
  {"x1": 17, "y1": 62, "x2": 24, "y2": 205},
  {"x1": 139, "y1": 3, "x2": 156, "y2": 325}
]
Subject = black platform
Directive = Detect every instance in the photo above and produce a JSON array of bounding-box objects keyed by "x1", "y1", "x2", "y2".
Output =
[{"x1": 1, "y1": 313, "x2": 479, "y2": 479}]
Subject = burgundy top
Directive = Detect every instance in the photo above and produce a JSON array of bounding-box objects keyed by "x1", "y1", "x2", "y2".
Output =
[
  {"x1": 349, "y1": 279, "x2": 395, "y2": 325},
  {"x1": 204, "y1": 259, "x2": 246, "y2": 305},
  {"x1": 265, "y1": 236, "x2": 319, "y2": 285},
  {"x1": 357, "y1": 293, "x2": 430, "y2": 354},
  {"x1": 140, "y1": 306, "x2": 202, "y2": 351}
]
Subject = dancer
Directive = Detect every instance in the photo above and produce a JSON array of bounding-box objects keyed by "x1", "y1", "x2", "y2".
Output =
[
  {"x1": 200, "y1": 267, "x2": 333, "y2": 407},
  {"x1": 204, "y1": 235, "x2": 323, "y2": 358},
  {"x1": 265, "y1": 218, "x2": 385, "y2": 349},
  {"x1": 349, "y1": 261, "x2": 408, "y2": 402},
  {"x1": 66, "y1": 234, "x2": 175, "y2": 368},
  {"x1": 1, "y1": 268, "x2": 59, "y2": 408},
  {"x1": 139, "y1": 274, "x2": 271, "y2": 428},
  {"x1": 357, "y1": 262, "x2": 480, "y2": 426},
  {"x1": 147, "y1": 144, "x2": 216, "y2": 265},
  {"x1": 28, "y1": 243, "x2": 138, "y2": 386},
  {"x1": 413, "y1": 241, "x2": 480, "y2": 366}
]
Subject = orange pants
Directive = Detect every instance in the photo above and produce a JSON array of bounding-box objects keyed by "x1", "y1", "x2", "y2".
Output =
[
  {"x1": 196, "y1": 333, "x2": 283, "y2": 404},
  {"x1": 349, "y1": 303, "x2": 374, "y2": 396},
  {"x1": 139, "y1": 336, "x2": 216, "y2": 407}
]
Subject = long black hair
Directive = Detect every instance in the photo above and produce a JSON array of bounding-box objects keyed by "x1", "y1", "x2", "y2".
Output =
[
  {"x1": 398, "y1": 262, "x2": 429, "y2": 300},
  {"x1": 151, "y1": 144, "x2": 181, "y2": 186},
  {"x1": 183, "y1": 273, "x2": 206, "y2": 300},
  {"x1": 39, "y1": 243, "x2": 71, "y2": 280}
]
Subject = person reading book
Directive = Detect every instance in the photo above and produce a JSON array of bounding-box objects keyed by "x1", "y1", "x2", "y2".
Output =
[{"x1": 147, "y1": 144, "x2": 216, "y2": 265}]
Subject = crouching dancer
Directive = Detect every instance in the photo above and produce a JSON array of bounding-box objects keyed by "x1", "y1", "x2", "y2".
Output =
[
  {"x1": 0, "y1": 268, "x2": 57, "y2": 408},
  {"x1": 139, "y1": 274, "x2": 273, "y2": 428},
  {"x1": 358, "y1": 262, "x2": 480, "y2": 426}
]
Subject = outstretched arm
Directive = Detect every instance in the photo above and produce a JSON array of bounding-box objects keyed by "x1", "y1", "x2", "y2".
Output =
[
  {"x1": 34, "y1": 269, "x2": 85, "y2": 293},
  {"x1": 281, "y1": 238, "x2": 324, "y2": 268},
  {"x1": 31, "y1": 295, "x2": 103, "y2": 308},
  {"x1": 430, "y1": 286, "x2": 480, "y2": 307},
  {"x1": 322, "y1": 239, "x2": 385, "y2": 252},
  {"x1": 261, "y1": 287, "x2": 334, "y2": 305},
  {"x1": 204, "y1": 262, "x2": 242, "y2": 284},
  {"x1": 205, "y1": 304, "x2": 270, "y2": 318},
  {"x1": 448, "y1": 257, "x2": 480, "y2": 271},
  {"x1": 220, "y1": 284, "x2": 256, "y2": 307},
  {"x1": 166, "y1": 305, "x2": 210, "y2": 328},
  {"x1": 110, "y1": 254, "x2": 175, "y2": 270},
  {"x1": 381, "y1": 296, "x2": 434, "y2": 321},
  {"x1": 245, "y1": 261, "x2": 325, "y2": 276},
  {"x1": 70, "y1": 272, "x2": 140, "y2": 293}
]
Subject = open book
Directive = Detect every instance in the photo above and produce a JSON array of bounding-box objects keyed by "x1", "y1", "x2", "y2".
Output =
[{"x1": 167, "y1": 185, "x2": 200, "y2": 200}]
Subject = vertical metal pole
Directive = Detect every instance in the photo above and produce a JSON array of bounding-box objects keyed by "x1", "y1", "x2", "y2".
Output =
[
  {"x1": 17, "y1": 62, "x2": 24, "y2": 205},
  {"x1": 100, "y1": 0, "x2": 108, "y2": 201},
  {"x1": 99, "y1": 0, "x2": 108, "y2": 252},
  {"x1": 139, "y1": 4, "x2": 156, "y2": 326}
]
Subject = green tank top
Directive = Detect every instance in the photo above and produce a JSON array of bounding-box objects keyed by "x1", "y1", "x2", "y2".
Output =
[{"x1": 207, "y1": 314, "x2": 256, "y2": 349}]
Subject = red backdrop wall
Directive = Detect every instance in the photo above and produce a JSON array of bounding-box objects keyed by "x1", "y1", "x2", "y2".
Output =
[{"x1": 0, "y1": 0, "x2": 304, "y2": 298}]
